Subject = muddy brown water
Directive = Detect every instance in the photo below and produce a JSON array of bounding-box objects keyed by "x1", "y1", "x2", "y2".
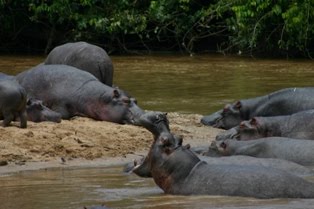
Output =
[{"x1": 1, "y1": 55, "x2": 314, "y2": 209}]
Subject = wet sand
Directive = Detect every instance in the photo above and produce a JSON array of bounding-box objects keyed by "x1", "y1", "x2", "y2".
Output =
[{"x1": 0, "y1": 112, "x2": 222, "y2": 175}]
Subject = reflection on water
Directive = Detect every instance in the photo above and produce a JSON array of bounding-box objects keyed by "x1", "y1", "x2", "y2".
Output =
[
  {"x1": 1, "y1": 55, "x2": 314, "y2": 114},
  {"x1": 1, "y1": 55, "x2": 314, "y2": 208},
  {"x1": 1, "y1": 166, "x2": 314, "y2": 209}
]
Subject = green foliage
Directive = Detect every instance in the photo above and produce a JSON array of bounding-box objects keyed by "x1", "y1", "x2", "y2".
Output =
[
  {"x1": 0, "y1": 0, "x2": 313, "y2": 57},
  {"x1": 228, "y1": 0, "x2": 314, "y2": 56}
]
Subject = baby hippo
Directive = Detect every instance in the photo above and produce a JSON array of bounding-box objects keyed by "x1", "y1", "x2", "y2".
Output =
[
  {"x1": 215, "y1": 137, "x2": 314, "y2": 165},
  {"x1": 0, "y1": 78, "x2": 27, "y2": 128},
  {"x1": 26, "y1": 98, "x2": 62, "y2": 123}
]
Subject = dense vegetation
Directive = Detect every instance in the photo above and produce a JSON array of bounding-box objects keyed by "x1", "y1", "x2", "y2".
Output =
[{"x1": 0, "y1": 0, "x2": 313, "y2": 57}]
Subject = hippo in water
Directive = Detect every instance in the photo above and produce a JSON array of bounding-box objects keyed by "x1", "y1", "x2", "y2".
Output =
[
  {"x1": 201, "y1": 87, "x2": 314, "y2": 129},
  {"x1": 146, "y1": 133, "x2": 314, "y2": 198},
  {"x1": 214, "y1": 137, "x2": 314, "y2": 165},
  {"x1": 45, "y1": 41, "x2": 114, "y2": 86},
  {"x1": 16, "y1": 64, "x2": 143, "y2": 124},
  {"x1": 216, "y1": 109, "x2": 314, "y2": 141},
  {"x1": 126, "y1": 153, "x2": 314, "y2": 178},
  {"x1": 0, "y1": 78, "x2": 27, "y2": 128}
]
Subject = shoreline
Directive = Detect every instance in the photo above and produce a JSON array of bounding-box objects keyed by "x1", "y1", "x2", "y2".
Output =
[{"x1": 0, "y1": 112, "x2": 222, "y2": 176}]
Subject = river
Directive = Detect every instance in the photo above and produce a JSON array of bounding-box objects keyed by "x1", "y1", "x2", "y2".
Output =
[{"x1": 0, "y1": 55, "x2": 314, "y2": 209}]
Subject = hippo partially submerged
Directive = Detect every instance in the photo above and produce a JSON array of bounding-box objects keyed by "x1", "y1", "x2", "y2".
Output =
[
  {"x1": 201, "y1": 87, "x2": 314, "y2": 129},
  {"x1": 45, "y1": 41, "x2": 114, "y2": 86},
  {"x1": 148, "y1": 134, "x2": 314, "y2": 198},
  {"x1": 16, "y1": 64, "x2": 143, "y2": 124},
  {"x1": 131, "y1": 111, "x2": 314, "y2": 198},
  {"x1": 216, "y1": 109, "x2": 314, "y2": 141},
  {"x1": 214, "y1": 137, "x2": 314, "y2": 165},
  {"x1": 127, "y1": 153, "x2": 314, "y2": 178}
]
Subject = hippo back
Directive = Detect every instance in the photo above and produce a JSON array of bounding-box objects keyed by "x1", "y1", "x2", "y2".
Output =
[{"x1": 45, "y1": 42, "x2": 114, "y2": 86}]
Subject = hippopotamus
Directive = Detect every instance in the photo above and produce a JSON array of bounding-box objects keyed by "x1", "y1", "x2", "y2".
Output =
[
  {"x1": 0, "y1": 78, "x2": 27, "y2": 128},
  {"x1": 45, "y1": 41, "x2": 114, "y2": 86},
  {"x1": 126, "y1": 153, "x2": 314, "y2": 178},
  {"x1": 16, "y1": 64, "x2": 143, "y2": 124},
  {"x1": 201, "y1": 87, "x2": 314, "y2": 129},
  {"x1": 146, "y1": 133, "x2": 314, "y2": 198},
  {"x1": 26, "y1": 98, "x2": 62, "y2": 123},
  {"x1": 0, "y1": 72, "x2": 14, "y2": 80},
  {"x1": 214, "y1": 137, "x2": 314, "y2": 165},
  {"x1": 216, "y1": 109, "x2": 314, "y2": 141},
  {"x1": 0, "y1": 72, "x2": 62, "y2": 123}
]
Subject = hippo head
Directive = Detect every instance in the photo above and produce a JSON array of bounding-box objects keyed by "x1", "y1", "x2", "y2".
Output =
[
  {"x1": 26, "y1": 98, "x2": 62, "y2": 123},
  {"x1": 215, "y1": 126, "x2": 240, "y2": 141},
  {"x1": 94, "y1": 88, "x2": 143, "y2": 124},
  {"x1": 149, "y1": 133, "x2": 200, "y2": 192},
  {"x1": 201, "y1": 141, "x2": 223, "y2": 157},
  {"x1": 214, "y1": 139, "x2": 234, "y2": 156},
  {"x1": 214, "y1": 102, "x2": 243, "y2": 129},
  {"x1": 200, "y1": 109, "x2": 223, "y2": 126},
  {"x1": 109, "y1": 88, "x2": 145, "y2": 124},
  {"x1": 239, "y1": 117, "x2": 265, "y2": 140},
  {"x1": 139, "y1": 111, "x2": 170, "y2": 136}
]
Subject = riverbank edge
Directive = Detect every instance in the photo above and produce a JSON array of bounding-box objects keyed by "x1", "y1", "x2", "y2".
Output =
[{"x1": 0, "y1": 152, "x2": 147, "y2": 176}]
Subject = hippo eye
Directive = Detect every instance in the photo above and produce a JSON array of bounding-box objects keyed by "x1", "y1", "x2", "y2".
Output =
[
  {"x1": 123, "y1": 98, "x2": 131, "y2": 105},
  {"x1": 220, "y1": 142, "x2": 227, "y2": 149}
]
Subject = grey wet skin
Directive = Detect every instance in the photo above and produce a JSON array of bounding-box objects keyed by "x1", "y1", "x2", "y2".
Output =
[
  {"x1": 127, "y1": 154, "x2": 314, "y2": 178},
  {"x1": 26, "y1": 98, "x2": 62, "y2": 123},
  {"x1": 0, "y1": 78, "x2": 27, "y2": 128},
  {"x1": 215, "y1": 137, "x2": 314, "y2": 165},
  {"x1": 130, "y1": 112, "x2": 314, "y2": 198},
  {"x1": 201, "y1": 87, "x2": 314, "y2": 129},
  {"x1": 148, "y1": 135, "x2": 314, "y2": 198},
  {"x1": 45, "y1": 41, "x2": 114, "y2": 86},
  {"x1": 217, "y1": 109, "x2": 314, "y2": 141},
  {"x1": 16, "y1": 64, "x2": 143, "y2": 124}
]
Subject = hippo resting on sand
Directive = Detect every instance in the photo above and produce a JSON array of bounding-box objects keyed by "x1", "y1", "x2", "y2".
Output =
[
  {"x1": 0, "y1": 72, "x2": 62, "y2": 123},
  {"x1": 45, "y1": 41, "x2": 114, "y2": 86},
  {"x1": 26, "y1": 98, "x2": 62, "y2": 123},
  {"x1": 129, "y1": 111, "x2": 314, "y2": 198},
  {"x1": 216, "y1": 109, "x2": 314, "y2": 141},
  {"x1": 201, "y1": 87, "x2": 314, "y2": 129},
  {"x1": 214, "y1": 137, "x2": 314, "y2": 165},
  {"x1": 0, "y1": 78, "x2": 27, "y2": 128},
  {"x1": 16, "y1": 64, "x2": 144, "y2": 124}
]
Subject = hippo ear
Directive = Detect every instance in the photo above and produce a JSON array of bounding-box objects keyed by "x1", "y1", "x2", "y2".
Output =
[
  {"x1": 239, "y1": 121, "x2": 245, "y2": 129},
  {"x1": 235, "y1": 101, "x2": 242, "y2": 109},
  {"x1": 26, "y1": 98, "x2": 33, "y2": 106},
  {"x1": 250, "y1": 117, "x2": 259, "y2": 127},
  {"x1": 160, "y1": 136, "x2": 170, "y2": 146},
  {"x1": 113, "y1": 89, "x2": 120, "y2": 98},
  {"x1": 223, "y1": 104, "x2": 231, "y2": 113}
]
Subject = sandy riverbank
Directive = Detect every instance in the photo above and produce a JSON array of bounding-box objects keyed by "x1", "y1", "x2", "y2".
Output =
[{"x1": 0, "y1": 112, "x2": 222, "y2": 175}]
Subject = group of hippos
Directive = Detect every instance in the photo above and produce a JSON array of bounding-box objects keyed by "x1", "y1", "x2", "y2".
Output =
[
  {"x1": 0, "y1": 41, "x2": 145, "y2": 129},
  {"x1": 124, "y1": 84, "x2": 314, "y2": 198},
  {"x1": 2, "y1": 42, "x2": 314, "y2": 204}
]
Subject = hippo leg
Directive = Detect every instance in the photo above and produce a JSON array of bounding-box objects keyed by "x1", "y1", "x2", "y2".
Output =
[
  {"x1": 18, "y1": 110, "x2": 27, "y2": 128},
  {"x1": 2, "y1": 111, "x2": 14, "y2": 127}
]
